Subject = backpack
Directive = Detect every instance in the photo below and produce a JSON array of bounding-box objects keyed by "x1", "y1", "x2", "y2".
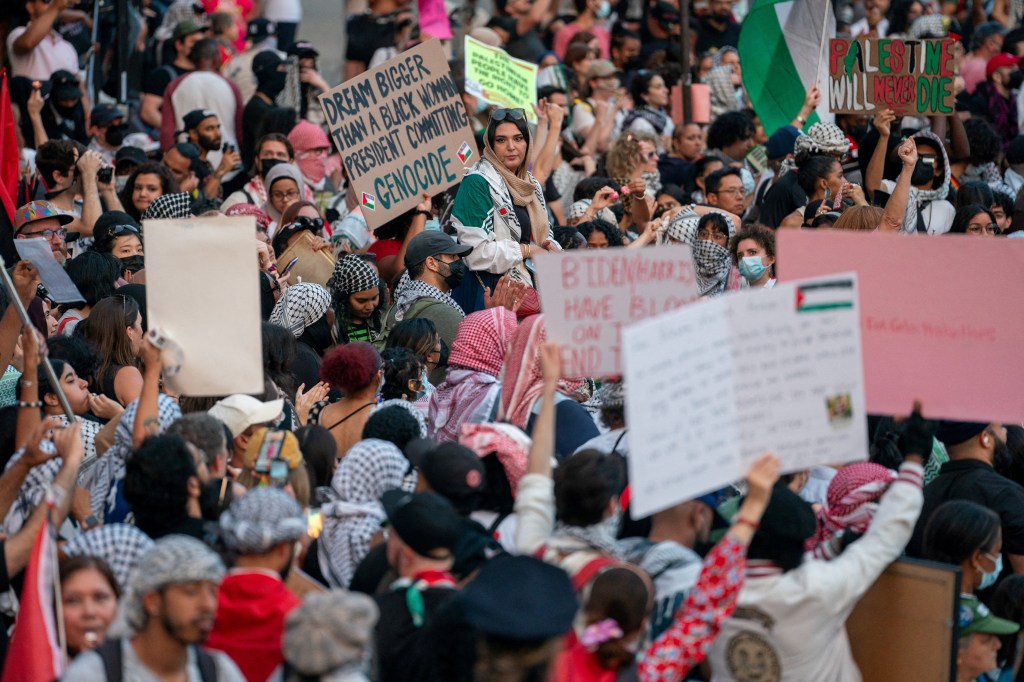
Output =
[{"x1": 95, "y1": 639, "x2": 219, "y2": 682}]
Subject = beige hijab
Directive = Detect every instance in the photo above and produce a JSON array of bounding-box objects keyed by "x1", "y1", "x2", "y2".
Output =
[{"x1": 483, "y1": 118, "x2": 549, "y2": 245}]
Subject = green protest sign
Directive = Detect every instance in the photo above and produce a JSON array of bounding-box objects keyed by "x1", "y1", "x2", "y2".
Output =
[
  {"x1": 828, "y1": 38, "x2": 955, "y2": 115},
  {"x1": 318, "y1": 39, "x2": 476, "y2": 230},
  {"x1": 464, "y1": 36, "x2": 538, "y2": 122}
]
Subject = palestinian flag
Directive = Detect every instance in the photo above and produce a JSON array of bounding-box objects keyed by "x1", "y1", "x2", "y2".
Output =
[
  {"x1": 739, "y1": 0, "x2": 835, "y2": 136},
  {"x1": 796, "y1": 278, "x2": 855, "y2": 313},
  {"x1": 361, "y1": 193, "x2": 376, "y2": 211}
]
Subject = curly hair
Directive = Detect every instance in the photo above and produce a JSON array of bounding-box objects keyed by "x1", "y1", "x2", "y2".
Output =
[
  {"x1": 119, "y1": 162, "x2": 180, "y2": 221},
  {"x1": 729, "y1": 224, "x2": 776, "y2": 266},
  {"x1": 605, "y1": 136, "x2": 645, "y2": 179},
  {"x1": 363, "y1": 404, "x2": 422, "y2": 450},
  {"x1": 575, "y1": 220, "x2": 625, "y2": 247},
  {"x1": 124, "y1": 434, "x2": 197, "y2": 538},
  {"x1": 320, "y1": 342, "x2": 381, "y2": 395}
]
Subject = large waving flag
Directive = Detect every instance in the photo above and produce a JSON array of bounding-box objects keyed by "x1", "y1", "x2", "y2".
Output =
[
  {"x1": 1, "y1": 515, "x2": 64, "y2": 682},
  {"x1": 739, "y1": 0, "x2": 835, "y2": 136},
  {"x1": 0, "y1": 69, "x2": 20, "y2": 265}
]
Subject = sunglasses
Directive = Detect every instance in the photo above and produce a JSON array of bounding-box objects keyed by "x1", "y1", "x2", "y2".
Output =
[
  {"x1": 492, "y1": 108, "x2": 526, "y2": 122},
  {"x1": 108, "y1": 224, "x2": 141, "y2": 237}
]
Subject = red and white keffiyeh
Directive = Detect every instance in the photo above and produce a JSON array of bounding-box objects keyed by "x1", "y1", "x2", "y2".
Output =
[
  {"x1": 459, "y1": 422, "x2": 532, "y2": 495},
  {"x1": 807, "y1": 461, "x2": 897, "y2": 558}
]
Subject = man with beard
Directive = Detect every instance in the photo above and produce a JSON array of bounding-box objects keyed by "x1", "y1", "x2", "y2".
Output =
[
  {"x1": 695, "y1": 0, "x2": 741, "y2": 54},
  {"x1": 180, "y1": 109, "x2": 242, "y2": 200},
  {"x1": 62, "y1": 536, "x2": 244, "y2": 681},
  {"x1": 907, "y1": 420, "x2": 1024, "y2": 575},
  {"x1": 14, "y1": 200, "x2": 73, "y2": 265},
  {"x1": 205, "y1": 488, "x2": 306, "y2": 681}
]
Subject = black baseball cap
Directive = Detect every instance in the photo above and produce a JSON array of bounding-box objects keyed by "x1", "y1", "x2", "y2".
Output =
[
  {"x1": 247, "y1": 18, "x2": 276, "y2": 43},
  {"x1": 382, "y1": 490, "x2": 462, "y2": 559},
  {"x1": 115, "y1": 146, "x2": 148, "y2": 169},
  {"x1": 417, "y1": 443, "x2": 486, "y2": 510},
  {"x1": 90, "y1": 103, "x2": 123, "y2": 127},
  {"x1": 287, "y1": 40, "x2": 319, "y2": 58},
  {"x1": 253, "y1": 50, "x2": 286, "y2": 77},
  {"x1": 49, "y1": 70, "x2": 81, "y2": 101},
  {"x1": 181, "y1": 108, "x2": 217, "y2": 133},
  {"x1": 404, "y1": 231, "x2": 472, "y2": 269}
]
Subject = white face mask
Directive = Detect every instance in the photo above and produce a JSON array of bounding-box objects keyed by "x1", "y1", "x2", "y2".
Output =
[{"x1": 115, "y1": 175, "x2": 129, "y2": 193}]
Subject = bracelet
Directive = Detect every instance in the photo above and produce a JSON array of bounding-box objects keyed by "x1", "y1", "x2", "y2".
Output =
[
  {"x1": 20, "y1": 380, "x2": 33, "y2": 388},
  {"x1": 796, "y1": 115, "x2": 806, "y2": 125},
  {"x1": 412, "y1": 210, "x2": 432, "y2": 218},
  {"x1": 734, "y1": 516, "x2": 760, "y2": 530},
  {"x1": 18, "y1": 401, "x2": 43, "y2": 408}
]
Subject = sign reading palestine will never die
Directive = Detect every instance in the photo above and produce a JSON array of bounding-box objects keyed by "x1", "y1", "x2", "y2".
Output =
[{"x1": 319, "y1": 39, "x2": 477, "y2": 230}]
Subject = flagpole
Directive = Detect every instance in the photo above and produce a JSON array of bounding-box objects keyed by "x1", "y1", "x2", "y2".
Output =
[
  {"x1": 0, "y1": 258, "x2": 76, "y2": 421},
  {"x1": 47, "y1": 498, "x2": 68, "y2": 668},
  {"x1": 815, "y1": 0, "x2": 833, "y2": 85}
]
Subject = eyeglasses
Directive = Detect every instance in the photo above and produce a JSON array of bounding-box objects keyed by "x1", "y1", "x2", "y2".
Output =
[
  {"x1": 270, "y1": 189, "x2": 300, "y2": 202},
  {"x1": 643, "y1": 151, "x2": 658, "y2": 160},
  {"x1": 20, "y1": 227, "x2": 67, "y2": 240},
  {"x1": 492, "y1": 108, "x2": 526, "y2": 122},
  {"x1": 966, "y1": 222, "x2": 998, "y2": 235},
  {"x1": 108, "y1": 224, "x2": 141, "y2": 237},
  {"x1": 712, "y1": 187, "x2": 744, "y2": 196}
]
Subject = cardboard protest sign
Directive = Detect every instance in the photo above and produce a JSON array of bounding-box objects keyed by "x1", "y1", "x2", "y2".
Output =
[
  {"x1": 533, "y1": 246, "x2": 701, "y2": 376},
  {"x1": 145, "y1": 216, "x2": 264, "y2": 396},
  {"x1": 278, "y1": 232, "x2": 335, "y2": 287},
  {"x1": 829, "y1": 38, "x2": 955, "y2": 115},
  {"x1": 848, "y1": 559, "x2": 958, "y2": 681},
  {"x1": 14, "y1": 238, "x2": 82, "y2": 304},
  {"x1": 319, "y1": 40, "x2": 476, "y2": 230},
  {"x1": 464, "y1": 36, "x2": 539, "y2": 122},
  {"x1": 778, "y1": 229, "x2": 1024, "y2": 423},
  {"x1": 623, "y1": 274, "x2": 867, "y2": 517}
]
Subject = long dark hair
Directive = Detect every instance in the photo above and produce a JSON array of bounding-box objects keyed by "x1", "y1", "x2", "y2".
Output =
[
  {"x1": 486, "y1": 115, "x2": 531, "y2": 157},
  {"x1": 922, "y1": 499, "x2": 1001, "y2": 565},
  {"x1": 948, "y1": 204, "x2": 996, "y2": 234},
  {"x1": 81, "y1": 295, "x2": 140, "y2": 392}
]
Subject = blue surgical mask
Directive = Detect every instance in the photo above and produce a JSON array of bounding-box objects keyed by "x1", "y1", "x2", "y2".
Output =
[
  {"x1": 738, "y1": 255, "x2": 768, "y2": 282},
  {"x1": 978, "y1": 552, "x2": 1002, "y2": 590},
  {"x1": 424, "y1": 219, "x2": 441, "y2": 231},
  {"x1": 596, "y1": 1, "x2": 611, "y2": 18}
]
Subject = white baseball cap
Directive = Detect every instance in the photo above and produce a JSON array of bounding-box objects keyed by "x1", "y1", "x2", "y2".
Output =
[{"x1": 208, "y1": 395, "x2": 284, "y2": 438}]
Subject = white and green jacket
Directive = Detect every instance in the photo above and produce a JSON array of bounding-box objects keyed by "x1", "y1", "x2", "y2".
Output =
[{"x1": 450, "y1": 159, "x2": 556, "y2": 286}]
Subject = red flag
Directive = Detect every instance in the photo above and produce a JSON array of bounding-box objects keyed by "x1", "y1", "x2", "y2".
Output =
[
  {"x1": 0, "y1": 69, "x2": 19, "y2": 222},
  {"x1": 1, "y1": 516, "x2": 64, "y2": 682}
]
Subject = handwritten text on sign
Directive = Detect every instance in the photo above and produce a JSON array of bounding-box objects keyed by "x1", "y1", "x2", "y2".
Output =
[
  {"x1": 464, "y1": 36, "x2": 539, "y2": 123},
  {"x1": 829, "y1": 38, "x2": 954, "y2": 115},
  {"x1": 623, "y1": 274, "x2": 867, "y2": 517},
  {"x1": 533, "y1": 246, "x2": 700, "y2": 376},
  {"x1": 318, "y1": 40, "x2": 476, "y2": 229}
]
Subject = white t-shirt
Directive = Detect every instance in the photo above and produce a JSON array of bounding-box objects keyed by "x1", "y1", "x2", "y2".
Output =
[
  {"x1": 262, "y1": 0, "x2": 302, "y2": 22},
  {"x1": 6, "y1": 27, "x2": 78, "y2": 81},
  {"x1": 879, "y1": 179, "x2": 955, "y2": 234}
]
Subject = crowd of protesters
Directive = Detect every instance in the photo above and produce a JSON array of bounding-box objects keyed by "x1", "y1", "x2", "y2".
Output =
[{"x1": 2, "y1": 0, "x2": 1024, "y2": 679}]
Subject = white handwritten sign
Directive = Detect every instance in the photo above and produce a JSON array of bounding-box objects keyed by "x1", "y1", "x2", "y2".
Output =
[
  {"x1": 533, "y1": 246, "x2": 700, "y2": 376},
  {"x1": 623, "y1": 273, "x2": 867, "y2": 517}
]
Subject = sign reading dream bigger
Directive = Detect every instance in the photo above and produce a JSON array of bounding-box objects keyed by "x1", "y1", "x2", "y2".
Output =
[
  {"x1": 318, "y1": 40, "x2": 476, "y2": 229},
  {"x1": 829, "y1": 38, "x2": 955, "y2": 115}
]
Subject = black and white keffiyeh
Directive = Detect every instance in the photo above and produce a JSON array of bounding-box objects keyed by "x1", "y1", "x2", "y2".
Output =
[
  {"x1": 662, "y1": 212, "x2": 734, "y2": 296},
  {"x1": 270, "y1": 282, "x2": 331, "y2": 338},
  {"x1": 392, "y1": 271, "x2": 464, "y2": 321},
  {"x1": 220, "y1": 487, "x2": 307, "y2": 554},
  {"x1": 141, "y1": 192, "x2": 193, "y2": 221},
  {"x1": 63, "y1": 523, "x2": 155, "y2": 589},
  {"x1": 317, "y1": 439, "x2": 416, "y2": 588},
  {"x1": 327, "y1": 254, "x2": 378, "y2": 297}
]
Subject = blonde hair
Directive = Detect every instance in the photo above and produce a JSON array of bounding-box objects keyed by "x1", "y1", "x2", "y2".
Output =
[
  {"x1": 606, "y1": 132, "x2": 657, "y2": 179},
  {"x1": 832, "y1": 205, "x2": 884, "y2": 232}
]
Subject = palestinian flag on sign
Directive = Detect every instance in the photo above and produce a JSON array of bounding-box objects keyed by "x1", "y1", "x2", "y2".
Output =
[
  {"x1": 361, "y1": 193, "x2": 376, "y2": 211},
  {"x1": 796, "y1": 278, "x2": 855, "y2": 313},
  {"x1": 739, "y1": 0, "x2": 835, "y2": 136}
]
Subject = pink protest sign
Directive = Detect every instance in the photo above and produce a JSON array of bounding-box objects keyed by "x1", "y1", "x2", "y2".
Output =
[
  {"x1": 417, "y1": 0, "x2": 453, "y2": 40},
  {"x1": 777, "y1": 230, "x2": 1024, "y2": 422},
  {"x1": 533, "y1": 246, "x2": 700, "y2": 377}
]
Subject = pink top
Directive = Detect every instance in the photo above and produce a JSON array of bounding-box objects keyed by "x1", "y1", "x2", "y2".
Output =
[
  {"x1": 961, "y1": 56, "x2": 987, "y2": 95},
  {"x1": 553, "y1": 23, "x2": 611, "y2": 59}
]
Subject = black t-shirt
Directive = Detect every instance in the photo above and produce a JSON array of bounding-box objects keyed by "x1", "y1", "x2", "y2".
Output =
[
  {"x1": 142, "y1": 63, "x2": 191, "y2": 97},
  {"x1": 505, "y1": 25, "x2": 547, "y2": 63},
  {"x1": 346, "y1": 13, "x2": 398, "y2": 65},
  {"x1": 658, "y1": 155, "x2": 695, "y2": 191},
  {"x1": 694, "y1": 18, "x2": 741, "y2": 54},
  {"x1": 241, "y1": 96, "x2": 274, "y2": 170},
  {"x1": 375, "y1": 586, "x2": 458, "y2": 682},
  {"x1": 907, "y1": 459, "x2": 1024, "y2": 558},
  {"x1": 759, "y1": 170, "x2": 806, "y2": 228},
  {"x1": 40, "y1": 102, "x2": 88, "y2": 146}
]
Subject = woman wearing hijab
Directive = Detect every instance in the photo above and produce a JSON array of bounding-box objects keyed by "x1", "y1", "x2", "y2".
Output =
[
  {"x1": 326, "y1": 255, "x2": 383, "y2": 345},
  {"x1": 661, "y1": 210, "x2": 739, "y2": 297},
  {"x1": 315, "y1": 438, "x2": 414, "y2": 588},
  {"x1": 428, "y1": 308, "x2": 518, "y2": 443},
  {"x1": 450, "y1": 108, "x2": 561, "y2": 314},
  {"x1": 263, "y1": 163, "x2": 307, "y2": 238},
  {"x1": 500, "y1": 315, "x2": 598, "y2": 460}
]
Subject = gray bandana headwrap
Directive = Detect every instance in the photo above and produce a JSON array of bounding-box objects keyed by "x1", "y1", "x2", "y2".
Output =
[
  {"x1": 122, "y1": 535, "x2": 224, "y2": 631},
  {"x1": 270, "y1": 282, "x2": 331, "y2": 338}
]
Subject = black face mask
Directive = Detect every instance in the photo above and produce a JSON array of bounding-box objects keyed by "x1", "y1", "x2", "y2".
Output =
[
  {"x1": 298, "y1": 315, "x2": 334, "y2": 356},
  {"x1": 1009, "y1": 71, "x2": 1024, "y2": 91},
  {"x1": 441, "y1": 259, "x2": 466, "y2": 290},
  {"x1": 119, "y1": 255, "x2": 145, "y2": 274},
  {"x1": 624, "y1": 57, "x2": 643, "y2": 72},
  {"x1": 712, "y1": 10, "x2": 731, "y2": 22},
  {"x1": 910, "y1": 158, "x2": 936, "y2": 186},
  {"x1": 261, "y1": 71, "x2": 287, "y2": 98},
  {"x1": 54, "y1": 102, "x2": 79, "y2": 118},
  {"x1": 848, "y1": 124, "x2": 869, "y2": 143},
  {"x1": 105, "y1": 123, "x2": 128, "y2": 147},
  {"x1": 260, "y1": 158, "x2": 285, "y2": 179}
]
